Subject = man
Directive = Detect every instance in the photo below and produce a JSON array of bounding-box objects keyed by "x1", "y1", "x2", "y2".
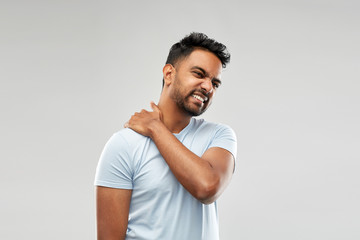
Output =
[{"x1": 95, "y1": 32, "x2": 237, "y2": 240}]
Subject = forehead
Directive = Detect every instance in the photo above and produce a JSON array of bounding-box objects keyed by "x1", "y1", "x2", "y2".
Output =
[{"x1": 177, "y1": 49, "x2": 222, "y2": 77}]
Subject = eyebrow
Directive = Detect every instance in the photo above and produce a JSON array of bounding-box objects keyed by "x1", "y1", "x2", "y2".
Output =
[{"x1": 191, "y1": 66, "x2": 222, "y2": 85}]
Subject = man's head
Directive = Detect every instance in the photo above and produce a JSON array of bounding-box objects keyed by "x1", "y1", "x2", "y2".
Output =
[
  {"x1": 162, "y1": 33, "x2": 230, "y2": 116},
  {"x1": 163, "y1": 32, "x2": 230, "y2": 88}
]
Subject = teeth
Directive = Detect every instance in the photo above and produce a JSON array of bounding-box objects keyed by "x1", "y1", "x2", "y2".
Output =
[{"x1": 192, "y1": 94, "x2": 205, "y2": 102}]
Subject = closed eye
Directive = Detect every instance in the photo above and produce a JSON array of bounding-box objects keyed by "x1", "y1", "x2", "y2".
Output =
[
  {"x1": 193, "y1": 71, "x2": 205, "y2": 78},
  {"x1": 212, "y1": 81, "x2": 221, "y2": 89}
]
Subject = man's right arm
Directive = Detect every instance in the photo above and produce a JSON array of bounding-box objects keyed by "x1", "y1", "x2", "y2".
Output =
[
  {"x1": 96, "y1": 186, "x2": 132, "y2": 240},
  {"x1": 95, "y1": 131, "x2": 134, "y2": 239}
]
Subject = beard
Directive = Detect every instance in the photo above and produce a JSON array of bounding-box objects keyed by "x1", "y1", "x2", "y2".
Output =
[{"x1": 171, "y1": 86, "x2": 210, "y2": 117}]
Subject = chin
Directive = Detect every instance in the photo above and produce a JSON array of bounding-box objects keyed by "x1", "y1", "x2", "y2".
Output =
[
  {"x1": 181, "y1": 98, "x2": 211, "y2": 116},
  {"x1": 185, "y1": 106, "x2": 208, "y2": 117}
]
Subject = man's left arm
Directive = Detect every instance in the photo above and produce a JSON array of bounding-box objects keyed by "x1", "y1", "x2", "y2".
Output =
[{"x1": 125, "y1": 102, "x2": 235, "y2": 204}]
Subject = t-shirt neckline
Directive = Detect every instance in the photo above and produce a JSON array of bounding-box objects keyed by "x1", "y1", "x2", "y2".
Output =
[{"x1": 173, "y1": 118, "x2": 194, "y2": 137}]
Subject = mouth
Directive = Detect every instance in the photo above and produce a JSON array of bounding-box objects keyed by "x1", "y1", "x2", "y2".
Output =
[{"x1": 192, "y1": 93, "x2": 208, "y2": 103}]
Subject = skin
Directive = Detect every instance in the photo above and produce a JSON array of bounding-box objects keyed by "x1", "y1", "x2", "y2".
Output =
[
  {"x1": 96, "y1": 187, "x2": 131, "y2": 240},
  {"x1": 96, "y1": 49, "x2": 235, "y2": 240}
]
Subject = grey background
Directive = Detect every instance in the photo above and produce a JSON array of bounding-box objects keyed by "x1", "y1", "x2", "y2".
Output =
[{"x1": 1, "y1": 0, "x2": 359, "y2": 239}]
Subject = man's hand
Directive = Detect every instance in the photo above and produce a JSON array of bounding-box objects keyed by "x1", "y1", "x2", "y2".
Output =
[{"x1": 124, "y1": 101, "x2": 163, "y2": 137}]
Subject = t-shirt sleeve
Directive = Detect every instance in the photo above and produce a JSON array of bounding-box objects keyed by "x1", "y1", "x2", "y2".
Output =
[
  {"x1": 208, "y1": 124, "x2": 237, "y2": 159},
  {"x1": 94, "y1": 132, "x2": 134, "y2": 189}
]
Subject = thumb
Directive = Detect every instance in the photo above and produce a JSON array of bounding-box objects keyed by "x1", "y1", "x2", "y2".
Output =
[{"x1": 150, "y1": 101, "x2": 160, "y2": 112}]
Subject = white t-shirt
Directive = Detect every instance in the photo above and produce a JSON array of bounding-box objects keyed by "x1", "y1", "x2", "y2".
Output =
[{"x1": 95, "y1": 118, "x2": 237, "y2": 240}]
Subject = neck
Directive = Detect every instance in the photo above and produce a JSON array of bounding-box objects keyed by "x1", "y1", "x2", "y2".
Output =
[{"x1": 157, "y1": 97, "x2": 192, "y2": 134}]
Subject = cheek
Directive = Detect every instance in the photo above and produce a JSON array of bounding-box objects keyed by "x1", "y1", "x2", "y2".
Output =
[{"x1": 209, "y1": 91, "x2": 215, "y2": 99}]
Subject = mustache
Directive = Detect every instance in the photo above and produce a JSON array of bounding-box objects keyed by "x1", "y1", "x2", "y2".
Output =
[{"x1": 189, "y1": 88, "x2": 208, "y2": 96}]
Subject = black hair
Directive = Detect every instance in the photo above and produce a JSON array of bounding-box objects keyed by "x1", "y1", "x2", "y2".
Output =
[{"x1": 163, "y1": 32, "x2": 230, "y2": 87}]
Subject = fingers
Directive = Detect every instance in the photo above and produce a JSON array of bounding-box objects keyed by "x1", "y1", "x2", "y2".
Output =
[{"x1": 125, "y1": 102, "x2": 159, "y2": 129}]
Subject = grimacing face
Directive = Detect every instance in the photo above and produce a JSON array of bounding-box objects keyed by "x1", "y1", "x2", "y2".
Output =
[{"x1": 169, "y1": 49, "x2": 222, "y2": 116}]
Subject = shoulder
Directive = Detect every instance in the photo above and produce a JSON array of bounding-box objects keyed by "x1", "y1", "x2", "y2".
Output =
[
  {"x1": 193, "y1": 118, "x2": 237, "y2": 157},
  {"x1": 109, "y1": 128, "x2": 149, "y2": 144},
  {"x1": 192, "y1": 118, "x2": 236, "y2": 137},
  {"x1": 96, "y1": 129, "x2": 144, "y2": 188},
  {"x1": 97, "y1": 128, "x2": 150, "y2": 169},
  {"x1": 102, "y1": 128, "x2": 149, "y2": 154}
]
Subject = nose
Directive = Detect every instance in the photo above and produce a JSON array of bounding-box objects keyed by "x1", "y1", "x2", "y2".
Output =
[{"x1": 200, "y1": 78, "x2": 213, "y2": 95}]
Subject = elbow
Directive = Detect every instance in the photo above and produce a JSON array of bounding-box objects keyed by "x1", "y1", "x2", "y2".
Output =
[
  {"x1": 194, "y1": 176, "x2": 221, "y2": 205},
  {"x1": 199, "y1": 196, "x2": 216, "y2": 205}
]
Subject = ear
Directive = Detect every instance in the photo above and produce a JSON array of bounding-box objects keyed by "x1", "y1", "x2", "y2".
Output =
[{"x1": 163, "y1": 64, "x2": 175, "y2": 86}]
